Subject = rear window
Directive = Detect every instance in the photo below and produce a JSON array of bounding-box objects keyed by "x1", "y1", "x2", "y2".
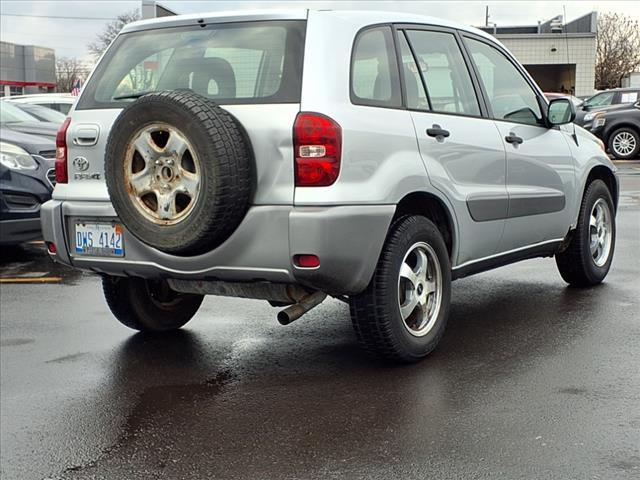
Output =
[{"x1": 77, "y1": 20, "x2": 305, "y2": 110}]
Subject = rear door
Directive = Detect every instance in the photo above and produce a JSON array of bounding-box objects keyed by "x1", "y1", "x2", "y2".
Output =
[
  {"x1": 398, "y1": 26, "x2": 508, "y2": 265},
  {"x1": 462, "y1": 35, "x2": 576, "y2": 252},
  {"x1": 63, "y1": 20, "x2": 306, "y2": 205}
]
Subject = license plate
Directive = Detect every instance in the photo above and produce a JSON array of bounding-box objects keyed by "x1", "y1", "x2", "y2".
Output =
[{"x1": 74, "y1": 222, "x2": 124, "y2": 257}]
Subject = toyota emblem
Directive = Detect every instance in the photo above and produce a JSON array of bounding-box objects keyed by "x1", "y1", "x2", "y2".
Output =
[{"x1": 73, "y1": 156, "x2": 90, "y2": 171}]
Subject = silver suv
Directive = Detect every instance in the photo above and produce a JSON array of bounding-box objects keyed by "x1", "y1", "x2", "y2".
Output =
[{"x1": 42, "y1": 10, "x2": 618, "y2": 362}]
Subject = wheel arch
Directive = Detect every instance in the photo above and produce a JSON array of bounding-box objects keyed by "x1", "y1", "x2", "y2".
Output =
[
  {"x1": 393, "y1": 191, "x2": 458, "y2": 262},
  {"x1": 584, "y1": 165, "x2": 619, "y2": 212}
]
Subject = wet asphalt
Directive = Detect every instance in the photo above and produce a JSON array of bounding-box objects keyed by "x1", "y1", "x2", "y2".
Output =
[{"x1": 1, "y1": 163, "x2": 639, "y2": 480}]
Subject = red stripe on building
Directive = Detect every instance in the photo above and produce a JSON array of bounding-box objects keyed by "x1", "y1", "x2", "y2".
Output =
[{"x1": 0, "y1": 80, "x2": 57, "y2": 87}]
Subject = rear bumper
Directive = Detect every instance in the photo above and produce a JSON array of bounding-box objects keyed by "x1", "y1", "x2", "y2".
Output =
[{"x1": 41, "y1": 200, "x2": 395, "y2": 295}]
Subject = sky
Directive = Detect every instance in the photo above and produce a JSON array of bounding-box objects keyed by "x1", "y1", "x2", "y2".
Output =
[{"x1": 1, "y1": 0, "x2": 639, "y2": 62}]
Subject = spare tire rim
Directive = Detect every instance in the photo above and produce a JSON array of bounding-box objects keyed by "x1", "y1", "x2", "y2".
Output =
[
  {"x1": 124, "y1": 123, "x2": 201, "y2": 226},
  {"x1": 589, "y1": 198, "x2": 612, "y2": 267},
  {"x1": 397, "y1": 242, "x2": 443, "y2": 337}
]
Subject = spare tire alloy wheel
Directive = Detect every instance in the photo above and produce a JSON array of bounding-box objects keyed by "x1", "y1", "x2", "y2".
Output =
[
  {"x1": 125, "y1": 123, "x2": 200, "y2": 225},
  {"x1": 105, "y1": 91, "x2": 253, "y2": 255}
]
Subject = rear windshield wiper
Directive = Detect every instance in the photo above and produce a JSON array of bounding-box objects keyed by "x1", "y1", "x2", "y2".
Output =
[{"x1": 112, "y1": 90, "x2": 156, "y2": 100}]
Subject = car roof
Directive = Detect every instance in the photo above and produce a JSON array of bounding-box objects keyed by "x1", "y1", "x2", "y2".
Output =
[
  {"x1": 6, "y1": 94, "x2": 74, "y2": 102},
  {"x1": 593, "y1": 87, "x2": 640, "y2": 94},
  {"x1": 122, "y1": 9, "x2": 494, "y2": 41}
]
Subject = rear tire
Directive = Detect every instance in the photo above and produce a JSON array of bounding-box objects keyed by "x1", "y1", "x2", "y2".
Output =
[
  {"x1": 102, "y1": 276, "x2": 203, "y2": 332},
  {"x1": 555, "y1": 179, "x2": 616, "y2": 286},
  {"x1": 349, "y1": 216, "x2": 451, "y2": 363}
]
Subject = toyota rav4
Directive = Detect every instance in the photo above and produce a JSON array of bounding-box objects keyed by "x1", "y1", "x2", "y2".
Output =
[{"x1": 42, "y1": 10, "x2": 618, "y2": 362}]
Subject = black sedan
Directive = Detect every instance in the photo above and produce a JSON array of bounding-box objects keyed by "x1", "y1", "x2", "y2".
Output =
[
  {"x1": 581, "y1": 101, "x2": 640, "y2": 160},
  {"x1": 0, "y1": 127, "x2": 56, "y2": 245}
]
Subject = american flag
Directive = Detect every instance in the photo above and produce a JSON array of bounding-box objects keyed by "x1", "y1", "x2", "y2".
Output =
[{"x1": 71, "y1": 78, "x2": 82, "y2": 96}]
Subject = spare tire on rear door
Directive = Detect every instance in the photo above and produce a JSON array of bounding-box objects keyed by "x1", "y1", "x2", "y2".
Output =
[{"x1": 105, "y1": 90, "x2": 253, "y2": 256}]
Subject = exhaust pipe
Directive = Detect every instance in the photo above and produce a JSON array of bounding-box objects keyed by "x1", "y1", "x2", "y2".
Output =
[{"x1": 277, "y1": 291, "x2": 327, "y2": 325}]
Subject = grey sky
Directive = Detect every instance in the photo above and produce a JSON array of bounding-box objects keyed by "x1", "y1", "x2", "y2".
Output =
[{"x1": 1, "y1": 0, "x2": 639, "y2": 60}]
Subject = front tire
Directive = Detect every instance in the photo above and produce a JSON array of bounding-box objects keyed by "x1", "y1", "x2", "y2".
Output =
[
  {"x1": 555, "y1": 179, "x2": 616, "y2": 286},
  {"x1": 608, "y1": 127, "x2": 639, "y2": 160},
  {"x1": 350, "y1": 216, "x2": 451, "y2": 363},
  {"x1": 102, "y1": 276, "x2": 203, "y2": 332}
]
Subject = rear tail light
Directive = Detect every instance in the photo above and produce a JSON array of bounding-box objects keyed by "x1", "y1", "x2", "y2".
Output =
[
  {"x1": 55, "y1": 117, "x2": 71, "y2": 184},
  {"x1": 293, "y1": 112, "x2": 341, "y2": 187},
  {"x1": 46, "y1": 242, "x2": 57, "y2": 254}
]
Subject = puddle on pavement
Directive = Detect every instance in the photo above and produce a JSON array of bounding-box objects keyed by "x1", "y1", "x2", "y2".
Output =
[{"x1": 61, "y1": 370, "x2": 234, "y2": 477}]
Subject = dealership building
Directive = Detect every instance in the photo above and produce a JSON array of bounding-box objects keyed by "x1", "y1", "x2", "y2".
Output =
[
  {"x1": 0, "y1": 41, "x2": 56, "y2": 97},
  {"x1": 480, "y1": 12, "x2": 597, "y2": 97}
]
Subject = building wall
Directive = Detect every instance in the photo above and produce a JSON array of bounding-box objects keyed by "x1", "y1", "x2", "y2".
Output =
[
  {"x1": 0, "y1": 41, "x2": 56, "y2": 95},
  {"x1": 0, "y1": 42, "x2": 26, "y2": 83},
  {"x1": 496, "y1": 34, "x2": 596, "y2": 97}
]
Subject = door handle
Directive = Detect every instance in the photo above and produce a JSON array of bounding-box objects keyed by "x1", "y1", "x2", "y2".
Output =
[
  {"x1": 505, "y1": 133, "x2": 523, "y2": 145},
  {"x1": 426, "y1": 124, "x2": 450, "y2": 138},
  {"x1": 73, "y1": 125, "x2": 100, "y2": 146}
]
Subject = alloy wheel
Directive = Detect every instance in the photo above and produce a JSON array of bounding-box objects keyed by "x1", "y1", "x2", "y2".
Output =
[{"x1": 397, "y1": 242, "x2": 443, "y2": 337}]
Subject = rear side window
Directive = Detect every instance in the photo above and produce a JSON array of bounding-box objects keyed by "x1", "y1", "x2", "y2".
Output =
[
  {"x1": 404, "y1": 30, "x2": 481, "y2": 116},
  {"x1": 351, "y1": 27, "x2": 401, "y2": 108},
  {"x1": 77, "y1": 21, "x2": 305, "y2": 109}
]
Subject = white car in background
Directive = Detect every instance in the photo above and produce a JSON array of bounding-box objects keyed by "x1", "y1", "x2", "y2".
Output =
[{"x1": 5, "y1": 93, "x2": 75, "y2": 115}]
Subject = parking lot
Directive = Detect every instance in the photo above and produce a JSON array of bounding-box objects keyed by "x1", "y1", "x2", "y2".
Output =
[{"x1": 0, "y1": 162, "x2": 637, "y2": 480}]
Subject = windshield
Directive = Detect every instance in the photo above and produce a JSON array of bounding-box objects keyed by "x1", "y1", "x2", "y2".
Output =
[
  {"x1": 12, "y1": 103, "x2": 66, "y2": 123},
  {"x1": 77, "y1": 20, "x2": 305, "y2": 110},
  {"x1": 584, "y1": 91, "x2": 615, "y2": 107},
  {"x1": 0, "y1": 101, "x2": 40, "y2": 123}
]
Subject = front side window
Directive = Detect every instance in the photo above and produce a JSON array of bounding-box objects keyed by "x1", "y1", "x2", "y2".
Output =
[
  {"x1": 351, "y1": 27, "x2": 401, "y2": 107},
  {"x1": 465, "y1": 37, "x2": 543, "y2": 126},
  {"x1": 77, "y1": 21, "x2": 305, "y2": 109},
  {"x1": 404, "y1": 30, "x2": 481, "y2": 116}
]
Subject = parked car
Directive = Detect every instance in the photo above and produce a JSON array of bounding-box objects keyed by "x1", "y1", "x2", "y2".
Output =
[
  {"x1": 42, "y1": 10, "x2": 618, "y2": 362},
  {"x1": 0, "y1": 127, "x2": 55, "y2": 245},
  {"x1": 0, "y1": 102, "x2": 59, "y2": 139},
  {"x1": 5, "y1": 93, "x2": 75, "y2": 115},
  {"x1": 582, "y1": 100, "x2": 640, "y2": 159},
  {"x1": 575, "y1": 87, "x2": 640, "y2": 125},
  {"x1": 5, "y1": 101, "x2": 66, "y2": 125}
]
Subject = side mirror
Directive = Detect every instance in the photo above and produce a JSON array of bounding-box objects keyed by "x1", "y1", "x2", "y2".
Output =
[{"x1": 547, "y1": 98, "x2": 576, "y2": 126}]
